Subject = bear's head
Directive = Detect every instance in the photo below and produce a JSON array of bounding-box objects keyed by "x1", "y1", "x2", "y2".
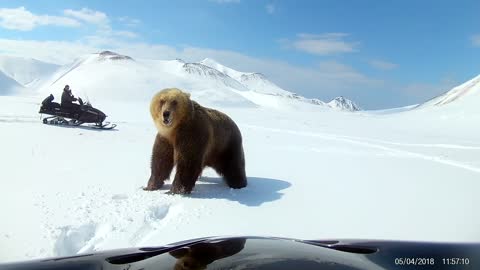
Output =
[{"x1": 150, "y1": 88, "x2": 192, "y2": 134}]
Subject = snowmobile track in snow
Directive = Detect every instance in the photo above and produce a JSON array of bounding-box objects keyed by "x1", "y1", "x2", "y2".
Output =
[{"x1": 244, "y1": 124, "x2": 480, "y2": 174}]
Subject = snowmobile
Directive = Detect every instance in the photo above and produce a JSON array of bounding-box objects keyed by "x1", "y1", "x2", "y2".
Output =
[{"x1": 39, "y1": 94, "x2": 116, "y2": 130}]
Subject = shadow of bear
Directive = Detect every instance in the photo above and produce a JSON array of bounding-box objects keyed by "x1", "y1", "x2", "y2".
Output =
[{"x1": 169, "y1": 176, "x2": 292, "y2": 207}]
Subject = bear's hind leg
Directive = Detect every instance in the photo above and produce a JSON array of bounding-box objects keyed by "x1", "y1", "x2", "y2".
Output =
[
  {"x1": 145, "y1": 134, "x2": 174, "y2": 191},
  {"x1": 215, "y1": 145, "x2": 247, "y2": 189}
]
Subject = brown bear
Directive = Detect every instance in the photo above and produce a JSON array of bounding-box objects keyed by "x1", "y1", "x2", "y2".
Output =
[{"x1": 145, "y1": 88, "x2": 247, "y2": 194}]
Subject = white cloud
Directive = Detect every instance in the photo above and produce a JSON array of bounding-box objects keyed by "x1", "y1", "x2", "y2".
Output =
[
  {"x1": 0, "y1": 7, "x2": 80, "y2": 31},
  {"x1": 113, "y1": 30, "x2": 138, "y2": 39},
  {"x1": 317, "y1": 61, "x2": 370, "y2": 81},
  {"x1": 98, "y1": 24, "x2": 136, "y2": 36},
  {"x1": 318, "y1": 60, "x2": 353, "y2": 73},
  {"x1": 401, "y1": 76, "x2": 457, "y2": 103},
  {"x1": 84, "y1": 30, "x2": 138, "y2": 47},
  {"x1": 63, "y1": 8, "x2": 139, "y2": 45},
  {"x1": 0, "y1": 6, "x2": 138, "y2": 41},
  {"x1": 311, "y1": 62, "x2": 381, "y2": 88},
  {"x1": 209, "y1": 0, "x2": 241, "y2": 3},
  {"x1": 0, "y1": 38, "x2": 97, "y2": 64},
  {"x1": 369, "y1": 59, "x2": 398, "y2": 71},
  {"x1": 287, "y1": 33, "x2": 357, "y2": 55},
  {"x1": 266, "y1": 3, "x2": 275, "y2": 14},
  {"x1": 0, "y1": 7, "x2": 123, "y2": 34},
  {"x1": 63, "y1": 8, "x2": 108, "y2": 25},
  {"x1": 471, "y1": 34, "x2": 480, "y2": 47},
  {"x1": 118, "y1": 16, "x2": 141, "y2": 27}
]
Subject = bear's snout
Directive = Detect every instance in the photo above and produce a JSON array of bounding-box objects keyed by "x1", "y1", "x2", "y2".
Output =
[
  {"x1": 163, "y1": 110, "x2": 173, "y2": 125},
  {"x1": 163, "y1": 111, "x2": 171, "y2": 119}
]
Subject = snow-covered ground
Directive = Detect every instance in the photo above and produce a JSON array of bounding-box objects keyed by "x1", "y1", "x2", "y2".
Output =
[
  {"x1": 0, "y1": 52, "x2": 479, "y2": 262},
  {"x1": 1, "y1": 91, "x2": 479, "y2": 262}
]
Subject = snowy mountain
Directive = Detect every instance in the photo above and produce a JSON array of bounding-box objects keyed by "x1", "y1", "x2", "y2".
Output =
[
  {"x1": 0, "y1": 55, "x2": 59, "y2": 87},
  {"x1": 418, "y1": 74, "x2": 480, "y2": 110},
  {"x1": 182, "y1": 62, "x2": 249, "y2": 91},
  {"x1": 0, "y1": 71, "x2": 24, "y2": 95},
  {"x1": 96, "y1": 50, "x2": 134, "y2": 61},
  {"x1": 328, "y1": 96, "x2": 361, "y2": 111},
  {"x1": 39, "y1": 51, "x2": 255, "y2": 107},
  {"x1": 199, "y1": 58, "x2": 363, "y2": 110},
  {"x1": 200, "y1": 58, "x2": 293, "y2": 96},
  {"x1": 34, "y1": 51, "x2": 361, "y2": 111}
]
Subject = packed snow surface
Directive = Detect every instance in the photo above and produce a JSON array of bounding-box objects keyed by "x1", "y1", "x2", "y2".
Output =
[{"x1": 0, "y1": 53, "x2": 479, "y2": 262}]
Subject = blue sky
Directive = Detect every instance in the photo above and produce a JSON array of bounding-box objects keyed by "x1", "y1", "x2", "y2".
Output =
[{"x1": 0, "y1": 0, "x2": 478, "y2": 109}]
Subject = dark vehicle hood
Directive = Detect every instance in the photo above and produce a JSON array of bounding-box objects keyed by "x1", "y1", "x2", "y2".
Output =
[{"x1": 1, "y1": 236, "x2": 478, "y2": 270}]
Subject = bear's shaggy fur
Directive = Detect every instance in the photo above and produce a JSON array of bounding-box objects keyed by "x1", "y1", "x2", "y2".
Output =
[{"x1": 145, "y1": 88, "x2": 247, "y2": 194}]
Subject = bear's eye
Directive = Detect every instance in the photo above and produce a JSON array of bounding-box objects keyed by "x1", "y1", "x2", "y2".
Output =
[
  {"x1": 160, "y1": 100, "x2": 166, "y2": 106},
  {"x1": 171, "y1": 100, "x2": 178, "y2": 106}
]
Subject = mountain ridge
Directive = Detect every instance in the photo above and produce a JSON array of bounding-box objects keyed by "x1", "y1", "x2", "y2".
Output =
[{"x1": 2, "y1": 50, "x2": 362, "y2": 111}]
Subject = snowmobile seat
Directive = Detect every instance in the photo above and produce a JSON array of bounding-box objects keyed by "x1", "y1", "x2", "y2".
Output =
[
  {"x1": 41, "y1": 94, "x2": 61, "y2": 109},
  {"x1": 48, "y1": 102, "x2": 61, "y2": 109}
]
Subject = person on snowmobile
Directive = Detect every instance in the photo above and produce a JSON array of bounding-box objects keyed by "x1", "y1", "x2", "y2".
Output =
[
  {"x1": 61, "y1": 85, "x2": 82, "y2": 112},
  {"x1": 61, "y1": 85, "x2": 77, "y2": 104}
]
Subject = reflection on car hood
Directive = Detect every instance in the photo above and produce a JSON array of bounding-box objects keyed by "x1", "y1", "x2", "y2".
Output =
[{"x1": 1, "y1": 236, "x2": 479, "y2": 270}]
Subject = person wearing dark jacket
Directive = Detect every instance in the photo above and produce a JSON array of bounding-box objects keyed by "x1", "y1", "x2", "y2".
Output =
[
  {"x1": 61, "y1": 85, "x2": 77, "y2": 104},
  {"x1": 61, "y1": 85, "x2": 81, "y2": 113}
]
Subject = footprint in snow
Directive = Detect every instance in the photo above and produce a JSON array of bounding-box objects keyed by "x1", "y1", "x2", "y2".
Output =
[
  {"x1": 53, "y1": 223, "x2": 96, "y2": 257},
  {"x1": 53, "y1": 223, "x2": 113, "y2": 257},
  {"x1": 130, "y1": 204, "x2": 183, "y2": 246}
]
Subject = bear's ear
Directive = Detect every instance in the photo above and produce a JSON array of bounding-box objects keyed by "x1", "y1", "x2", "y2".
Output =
[{"x1": 185, "y1": 92, "x2": 191, "y2": 98}]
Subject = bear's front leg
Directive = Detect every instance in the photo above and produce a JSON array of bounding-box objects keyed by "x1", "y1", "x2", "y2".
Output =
[
  {"x1": 144, "y1": 134, "x2": 174, "y2": 191},
  {"x1": 169, "y1": 156, "x2": 203, "y2": 195}
]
